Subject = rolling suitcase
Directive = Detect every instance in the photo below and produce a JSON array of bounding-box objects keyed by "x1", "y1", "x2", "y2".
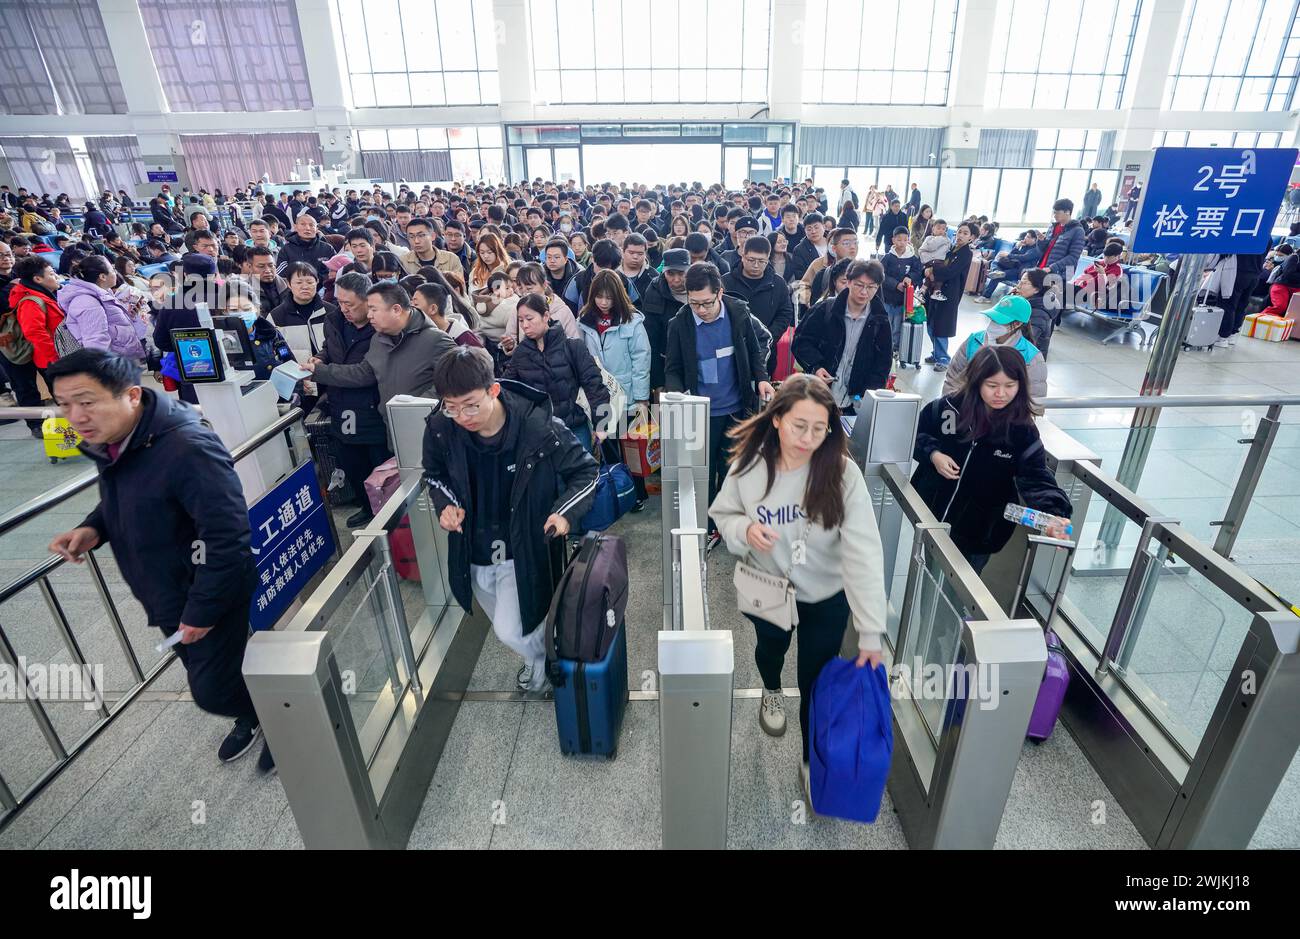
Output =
[
  {"x1": 899, "y1": 321, "x2": 925, "y2": 369},
  {"x1": 305, "y1": 413, "x2": 354, "y2": 506},
  {"x1": 773, "y1": 285, "x2": 801, "y2": 382},
  {"x1": 1183, "y1": 286, "x2": 1224, "y2": 350},
  {"x1": 42, "y1": 416, "x2": 81, "y2": 463},
  {"x1": 363, "y1": 458, "x2": 420, "y2": 582},
  {"x1": 1010, "y1": 534, "x2": 1077, "y2": 742},
  {"x1": 551, "y1": 618, "x2": 628, "y2": 758}
]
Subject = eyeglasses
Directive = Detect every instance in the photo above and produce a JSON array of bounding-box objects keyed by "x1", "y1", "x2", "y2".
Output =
[
  {"x1": 687, "y1": 293, "x2": 720, "y2": 310},
  {"x1": 442, "y1": 397, "x2": 488, "y2": 419},
  {"x1": 785, "y1": 420, "x2": 830, "y2": 440}
]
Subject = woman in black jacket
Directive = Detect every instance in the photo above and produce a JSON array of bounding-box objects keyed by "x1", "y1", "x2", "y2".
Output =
[
  {"x1": 502, "y1": 292, "x2": 609, "y2": 451},
  {"x1": 910, "y1": 345, "x2": 1072, "y2": 573}
]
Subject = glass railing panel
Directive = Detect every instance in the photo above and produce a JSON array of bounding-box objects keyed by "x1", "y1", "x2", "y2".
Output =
[
  {"x1": 885, "y1": 519, "x2": 915, "y2": 649},
  {"x1": 898, "y1": 536, "x2": 970, "y2": 743},
  {"x1": 1061, "y1": 491, "x2": 1150, "y2": 654},
  {"x1": 0, "y1": 431, "x2": 93, "y2": 518},
  {"x1": 1110, "y1": 534, "x2": 1261, "y2": 759}
]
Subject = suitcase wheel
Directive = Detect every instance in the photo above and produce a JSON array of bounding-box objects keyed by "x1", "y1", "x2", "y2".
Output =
[{"x1": 49, "y1": 457, "x2": 58, "y2": 464}]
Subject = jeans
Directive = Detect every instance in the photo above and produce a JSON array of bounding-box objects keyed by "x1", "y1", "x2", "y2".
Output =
[
  {"x1": 927, "y1": 325, "x2": 950, "y2": 364},
  {"x1": 862, "y1": 213, "x2": 875, "y2": 236},
  {"x1": 883, "y1": 302, "x2": 904, "y2": 351},
  {"x1": 747, "y1": 589, "x2": 852, "y2": 761}
]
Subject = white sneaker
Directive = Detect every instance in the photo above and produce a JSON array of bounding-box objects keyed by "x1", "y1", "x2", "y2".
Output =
[
  {"x1": 1226, "y1": 334, "x2": 1238, "y2": 346},
  {"x1": 517, "y1": 662, "x2": 547, "y2": 693},
  {"x1": 759, "y1": 691, "x2": 786, "y2": 736},
  {"x1": 930, "y1": 292, "x2": 947, "y2": 301},
  {"x1": 1213, "y1": 338, "x2": 1232, "y2": 349},
  {"x1": 801, "y1": 761, "x2": 816, "y2": 815}
]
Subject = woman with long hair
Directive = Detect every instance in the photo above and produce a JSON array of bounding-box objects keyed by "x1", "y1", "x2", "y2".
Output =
[
  {"x1": 768, "y1": 229, "x2": 793, "y2": 282},
  {"x1": 911, "y1": 345, "x2": 1071, "y2": 574},
  {"x1": 578, "y1": 269, "x2": 651, "y2": 505},
  {"x1": 910, "y1": 204, "x2": 935, "y2": 251},
  {"x1": 470, "y1": 232, "x2": 507, "y2": 291},
  {"x1": 709, "y1": 373, "x2": 887, "y2": 793}
]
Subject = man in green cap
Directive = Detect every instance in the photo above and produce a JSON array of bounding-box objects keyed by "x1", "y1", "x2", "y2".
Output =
[{"x1": 941, "y1": 294, "x2": 1047, "y2": 399}]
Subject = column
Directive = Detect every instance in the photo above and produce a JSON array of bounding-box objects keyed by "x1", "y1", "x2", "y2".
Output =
[
  {"x1": 768, "y1": 0, "x2": 806, "y2": 123},
  {"x1": 294, "y1": 0, "x2": 353, "y2": 171},
  {"x1": 494, "y1": 0, "x2": 535, "y2": 123},
  {"x1": 946, "y1": 0, "x2": 1000, "y2": 166},
  {"x1": 1115, "y1": 0, "x2": 1188, "y2": 181}
]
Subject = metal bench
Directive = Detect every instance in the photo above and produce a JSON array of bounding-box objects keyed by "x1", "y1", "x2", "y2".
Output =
[{"x1": 1062, "y1": 255, "x2": 1168, "y2": 348}]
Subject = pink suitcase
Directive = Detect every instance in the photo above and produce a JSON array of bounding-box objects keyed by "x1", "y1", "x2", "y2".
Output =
[{"x1": 363, "y1": 458, "x2": 420, "y2": 582}]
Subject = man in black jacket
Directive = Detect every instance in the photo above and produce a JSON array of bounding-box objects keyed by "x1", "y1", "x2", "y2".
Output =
[
  {"x1": 790, "y1": 259, "x2": 893, "y2": 412},
  {"x1": 640, "y1": 247, "x2": 690, "y2": 390},
  {"x1": 664, "y1": 262, "x2": 775, "y2": 547},
  {"x1": 787, "y1": 212, "x2": 829, "y2": 281},
  {"x1": 723, "y1": 235, "x2": 794, "y2": 374},
  {"x1": 877, "y1": 199, "x2": 909, "y2": 254},
  {"x1": 542, "y1": 237, "x2": 580, "y2": 297},
  {"x1": 424, "y1": 347, "x2": 598, "y2": 693},
  {"x1": 276, "y1": 212, "x2": 336, "y2": 281},
  {"x1": 47, "y1": 350, "x2": 271, "y2": 770}
]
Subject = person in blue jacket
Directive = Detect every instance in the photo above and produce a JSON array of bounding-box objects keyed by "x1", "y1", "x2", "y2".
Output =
[
  {"x1": 46, "y1": 349, "x2": 271, "y2": 771},
  {"x1": 979, "y1": 230, "x2": 1044, "y2": 300}
]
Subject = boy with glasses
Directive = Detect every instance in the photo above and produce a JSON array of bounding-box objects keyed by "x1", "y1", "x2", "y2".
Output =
[{"x1": 423, "y1": 346, "x2": 599, "y2": 693}]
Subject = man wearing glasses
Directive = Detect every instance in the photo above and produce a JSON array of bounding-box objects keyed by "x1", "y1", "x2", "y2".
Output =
[
  {"x1": 423, "y1": 346, "x2": 598, "y2": 694},
  {"x1": 664, "y1": 262, "x2": 775, "y2": 552},
  {"x1": 790, "y1": 259, "x2": 893, "y2": 413},
  {"x1": 399, "y1": 217, "x2": 463, "y2": 280}
]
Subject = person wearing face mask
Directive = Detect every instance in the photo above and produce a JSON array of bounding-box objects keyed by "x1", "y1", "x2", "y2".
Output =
[
  {"x1": 911, "y1": 345, "x2": 1071, "y2": 575},
  {"x1": 57, "y1": 255, "x2": 144, "y2": 360},
  {"x1": 942, "y1": 294, "x2": 1047, "y2": 400},
  {"x1": 371, "y1": 251, "x2": 405, "y2": 284}
]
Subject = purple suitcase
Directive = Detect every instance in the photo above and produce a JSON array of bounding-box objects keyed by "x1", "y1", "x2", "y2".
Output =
[{"x1": 1027, "y1": 629, "x2": 1070, "y2": 741}]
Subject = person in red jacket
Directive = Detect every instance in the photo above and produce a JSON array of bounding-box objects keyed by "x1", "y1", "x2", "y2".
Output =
[{"x1": 9, "y1": 255, "x2": 64, "y2": 373}]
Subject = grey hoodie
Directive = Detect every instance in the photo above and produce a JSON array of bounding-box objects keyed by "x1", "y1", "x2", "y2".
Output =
[{"x1": 312, "y1": 308, "x2": 456, "y2": 433}]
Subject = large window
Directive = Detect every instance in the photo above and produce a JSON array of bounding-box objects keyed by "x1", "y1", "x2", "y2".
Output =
[
  {"x1": 984, "y1": 0, "x2": 1142, "y2": 109},
  {"x1": 1154, "y1": 130, "x2": 1287, "y2": 149},
  {"x1": 335, "y1": 0, "x2": 499, "y2": 107},
  {"x1": 1033, "y1": 129, "x2": 1117, "y2": 169},
  {"x1": 139, "y1": 0, "x2": 312, "y2": 112},
  {"x1": 528, "y1": 0, "x2": 770, "y2": 104},
  {"x1": 0, "y1": 1, "x2": 127, "y2": 115},
  {"x1": 357, "y1": 127, "x2": 504, "y2": 183},
  {"x1": 1165, "y1": 0, "x2": 1300, "y2": 111},
  {"x1": 800, "y1": 0, "x2": 958, "y2": 105}
]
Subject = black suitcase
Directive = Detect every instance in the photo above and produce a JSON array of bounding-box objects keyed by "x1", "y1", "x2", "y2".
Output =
[{"x1": 305, "y1": 413, "x2": 354, "y2": 506}]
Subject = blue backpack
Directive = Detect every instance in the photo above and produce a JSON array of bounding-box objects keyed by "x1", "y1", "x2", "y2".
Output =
[
  {"x1": 808, "y1": 657, "x2": 893, "y2": 823},
  {"x1": 579, "y1": 453, "x2": 636, "y2": 532}
]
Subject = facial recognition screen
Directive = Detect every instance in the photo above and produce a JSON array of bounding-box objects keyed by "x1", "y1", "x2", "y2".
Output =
[{"x1": 170, "y1": 328, "x2": 225, "y2": 383}]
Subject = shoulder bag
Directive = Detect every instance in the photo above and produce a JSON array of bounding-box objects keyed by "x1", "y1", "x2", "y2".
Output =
[{"x1": 733, "y1": 515, "x2": 808, "y2": 631}]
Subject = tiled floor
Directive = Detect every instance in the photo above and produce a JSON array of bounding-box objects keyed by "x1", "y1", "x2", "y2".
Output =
[{"x1": 2, "y1": 292, "x2": 1297, "y2": 850}]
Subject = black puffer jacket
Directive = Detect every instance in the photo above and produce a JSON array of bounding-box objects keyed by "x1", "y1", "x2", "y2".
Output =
[
  {"x1": 316, "y1": 307, "x2": 387, "y2": 446},
  {"x1": 639, "y1": 272, "x2": 682, "y2": 389},
  {"x1": 422, "y1": 381, "x2": 600, "y2": 635},
  {"x1": 790, "y1": 290, "x2": 893, "y2": 399},
  {"x1": 910, "y1": 393, "x2": 1073, "y2": 556},
  {"x1": 275, "y1": 233, "x2": 336, "y2": 280},
  {"x1": 78, "y1": 388, "x2": 257, "y2": 629},
  {"x1": 502, "y1": 322, "x2": 609, "y2": 429},
  {"x1": 722, "y1": 266, "x2": 794, "y2": 372}
]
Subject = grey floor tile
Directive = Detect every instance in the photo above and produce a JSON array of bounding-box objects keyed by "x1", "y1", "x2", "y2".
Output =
[
  {"x1": 1251, "y1": 747, "x2": 1300, "y2": 849},
  {"x1": 260, "y1": 804, "x2": 305, "y2": 850},
  {"x1": 408, "y1": 700, "x2": 523, "y2": 850},
  {"x1": 490, "y1": 701, "x2": 660, "y2": 849}
]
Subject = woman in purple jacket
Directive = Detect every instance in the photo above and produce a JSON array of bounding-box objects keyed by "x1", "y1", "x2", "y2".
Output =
[{"x1": 56, "y1": 255, "x2": 144, "y2": 360}]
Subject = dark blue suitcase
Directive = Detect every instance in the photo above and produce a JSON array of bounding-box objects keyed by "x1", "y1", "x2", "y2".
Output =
[{"x1": 552, "y1": 620, "x2": 628, "y2": 758}]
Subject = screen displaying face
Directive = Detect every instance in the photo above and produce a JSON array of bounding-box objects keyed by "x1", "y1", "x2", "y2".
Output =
[{"x1": 172, "y1": 330, "x2": 222, "y2": 382}]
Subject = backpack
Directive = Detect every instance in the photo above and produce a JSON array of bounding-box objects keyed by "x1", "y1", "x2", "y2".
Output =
[
  {"x1": 28, "y1": 216, "x2": 54, "y2": 236},
  {"x1": 544, "y1": 532, "x2": 629, "y2": 666},
  {"x1": 0, "y1": 298, "x2": 34, "y2": 364}
]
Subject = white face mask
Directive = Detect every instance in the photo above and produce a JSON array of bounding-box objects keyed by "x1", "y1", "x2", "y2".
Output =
[{"x1": 560, "y1": 223, "x2": 572, "y2": 234}]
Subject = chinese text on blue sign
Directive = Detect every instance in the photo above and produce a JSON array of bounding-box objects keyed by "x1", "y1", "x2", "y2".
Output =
[
  {"x1": 248, "y1": 460, "x2": 335, "y2": 630},
  {"x1": 1132, "y1": 147, "x2": 1298, "y2": 254}
]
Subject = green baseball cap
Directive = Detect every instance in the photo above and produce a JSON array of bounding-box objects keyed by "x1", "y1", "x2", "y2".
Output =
[{"x1": 987, "y1": 294, "x2": 1031, "y2": 325}]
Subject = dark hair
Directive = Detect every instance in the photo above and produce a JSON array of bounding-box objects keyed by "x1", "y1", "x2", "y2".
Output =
[
  {"x1": 591, "y1": 238, "x2": 622, "y2": 270},
  {"x1": 726, "y1": 373, "x2": 849, "y2": 529},
  {"x1": 544, "y1": 237, "x2": 569, "y2": 256},
  {"x1": 845, "y1": 259, "x2": 883, "y2": 284},
  {"x1": 1052, "y1": 198, "x2": 1074, "y2": 213},
  {"x1": 367, "y1": 282, "x2": 410, "y2": 308},
  {"x1": 13, "y1": 255, "x2": 52, "y2": 282},
  {"x1": 282, "y1": 261, "x2": 318, "y2": 283},
  {"x1": 184, "y1": 229, "x2": 216, "y2": 251},
  {"x1": 624, "y1": 231, "x2": 647, "y2": 249},
  {"x1": 743, "y1": 234, "x2": 771, "y2": 256},
  {"x1": 405, "y1": 216, "x2": 433, "y2": 232},
  {"x1": 580, "y1": 269, "x2": 636, "y2": 327},
  {"x1": 684, "y1": 261, "x2": 722, "y2": 293},
  {"x1": 957, "y1": 345, "x2": 1039, "y2": 441},
  {"x1": 1102, "y1": 242, "x2": 1124, "y2": 259},
  {"x1": 73, "y1": 254, "x2": 112, "y2": 283},
  {"x1": 371, "y1": 252, "x2": 403, "y2": 277},
  {"x1": 1021, "y1": 267, "x2": 1048, "y2": 294},
  {"x1": 46, "y1": 348, "x2": 143, "y2": 395},
  {"x1": 517, "y1": 291, "x2": 550, "y2": 320},
  {"x1": 433, "y1": 345, "x2": 496, "y2": 397},
  {"x1": 345, "y1": 226, "x2": 374, "y2": 245},
  {"x1": 399, "y1": 274, "x2": 426, "y2": 294}
]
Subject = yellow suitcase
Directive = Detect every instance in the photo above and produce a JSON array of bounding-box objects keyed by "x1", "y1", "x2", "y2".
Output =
[{"x1": 42, "y1": 416, "x2": 82, "y2": 463}]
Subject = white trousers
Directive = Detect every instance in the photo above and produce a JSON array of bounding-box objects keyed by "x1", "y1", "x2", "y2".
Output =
[{"x1": 471, "y1": 561, "x2": 547, "y2": 689}]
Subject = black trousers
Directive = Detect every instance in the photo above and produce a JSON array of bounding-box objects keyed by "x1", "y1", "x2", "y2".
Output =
[
  {"x1": 0, "y1": 357, "x2": 44, "y2": 430},
  {"x1": 747, "y1": 589, "x2": 851, "y2": 761},
  {"x1": 336, "y1": 438, "x2": 392, "y2": 509},
  {"x1": 708, "y1": 412, "x2": 742, "y2": 533},
  {"x1": 1219, "y1": 273, "x2": 1263, "y2": 338},
  {"x1": 159, "y1": 599, "x2": 258, "y2": 726}
]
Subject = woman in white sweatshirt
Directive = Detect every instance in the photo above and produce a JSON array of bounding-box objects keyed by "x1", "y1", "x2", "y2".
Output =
[{"x1": 709, "y1": 373, "x2": 888, "y2": 789}]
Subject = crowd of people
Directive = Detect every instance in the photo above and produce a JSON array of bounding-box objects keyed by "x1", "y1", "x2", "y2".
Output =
[{"x1": 27, "y1": 166, "x2": 1296, "y2": 792}]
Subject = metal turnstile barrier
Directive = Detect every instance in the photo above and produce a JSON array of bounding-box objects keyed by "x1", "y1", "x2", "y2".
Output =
[{"x1": 657, "y1": 393, "x2": 733, "y2": 850}]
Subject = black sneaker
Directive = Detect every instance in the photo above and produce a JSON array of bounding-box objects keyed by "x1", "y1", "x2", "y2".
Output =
[
  {"x1": 630, "y1": 498, "x2": 648, "y2": 513},
  {"x1": 924, "y1": 355, "x2": 936, "y2": 364},
  {"x1": 30, "y1": 426, "x2": 43, "y2": 439},
  {"x1": 346, "y1": 507, "x2": 373, "y2": 527},
  {"x1": 706, "y1": 531, "x2": 722, "y2": 553},
  {"x1": 218, "y1": 719, "x2": 261, "y2": 762},
  {"x1": 256, "y1": 741, "x2": 276, "y2": 774}
]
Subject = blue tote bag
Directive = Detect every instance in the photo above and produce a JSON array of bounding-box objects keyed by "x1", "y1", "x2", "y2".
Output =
[
  {"x1": 579, "y1": 450, "x2": 636, "y2": 532},
  {"x1": 808, "y1": 657, "x2": 894, "y2": 823}
]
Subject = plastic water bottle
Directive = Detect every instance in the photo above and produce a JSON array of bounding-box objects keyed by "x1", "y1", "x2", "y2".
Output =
[{"x1": 1004, "y1": 503, "x2": 1072, "y2": 536}]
